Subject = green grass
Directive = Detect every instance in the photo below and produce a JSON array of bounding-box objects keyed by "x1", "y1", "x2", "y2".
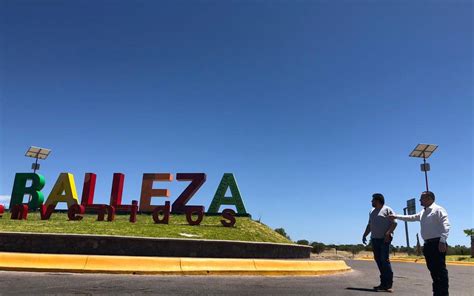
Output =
[
  {"x1": 405, "y1": 255, "x2": 474, "y2": 262},
  {"x1": 446, "y1": 255, "x2": 474, "y2": 262},
  {"x1": 0, "y1": 212, "x2": 293, "y2": 244}
]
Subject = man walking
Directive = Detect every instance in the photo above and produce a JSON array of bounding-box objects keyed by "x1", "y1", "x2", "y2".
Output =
[
  {"x1": 362, "y1": 193, "x2": 397, "y2": 292},
  {"x1": 390, "y1": 191, "x2": 450, "y2": 296}
]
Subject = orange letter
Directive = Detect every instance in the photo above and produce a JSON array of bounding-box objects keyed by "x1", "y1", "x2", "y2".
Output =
[{"x1": 139, "y1": 173, "x2": 173, "y2": 213}]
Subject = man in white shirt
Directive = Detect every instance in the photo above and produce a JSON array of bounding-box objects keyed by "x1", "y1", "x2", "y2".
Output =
[
  {"x1": 362, "y1": 193, "x2": 397, "y2": 292},
  {"x1": 390, "y1": 191, "x2": 450, "y2": 296}
]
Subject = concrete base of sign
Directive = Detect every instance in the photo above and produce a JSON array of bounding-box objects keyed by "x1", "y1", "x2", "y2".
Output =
[
  {"x1": 0, "y1": 252, "x2": 351, "y2": 276},
  {"x1": 0, "y1": 232, "x2": 311, "y2": 259}
]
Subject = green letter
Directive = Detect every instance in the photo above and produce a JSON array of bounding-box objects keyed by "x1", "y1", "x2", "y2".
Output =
[
  {"x1": 9, "y1": 173, "x2": 45, "y2": 211},
  {"x1": 208, "y1": 173, "x2": 247, "y2": 215}
]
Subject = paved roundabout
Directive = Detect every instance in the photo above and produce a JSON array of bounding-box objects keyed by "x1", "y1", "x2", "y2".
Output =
[{"x1": 0, "y1": 260, "x2": 471, "y2": 295}]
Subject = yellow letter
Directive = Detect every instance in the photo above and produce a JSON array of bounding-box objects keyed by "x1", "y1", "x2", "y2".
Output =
[{"x1": 45, "y1": 173, "x2": 79, "y2": 208}]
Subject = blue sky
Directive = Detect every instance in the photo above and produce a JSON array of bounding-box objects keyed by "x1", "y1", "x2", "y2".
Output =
[{"x1": 0, "y1": 1, "x2": 472, "y2": 247}]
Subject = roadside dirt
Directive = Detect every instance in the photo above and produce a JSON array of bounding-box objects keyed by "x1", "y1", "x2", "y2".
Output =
[{"x1": 310, "y1": 249, "x2": 410, "y2": 260}]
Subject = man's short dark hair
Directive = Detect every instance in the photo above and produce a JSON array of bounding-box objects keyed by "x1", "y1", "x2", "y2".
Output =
[
  {"x1": 372, "y1": 193, "x2": 385, "y2": 205},
  {"x1": 422, "y1": 191, "x2": 435, "y2": 201}
]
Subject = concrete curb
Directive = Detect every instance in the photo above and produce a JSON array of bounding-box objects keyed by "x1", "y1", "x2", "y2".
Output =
[
  {"x1": 0, "y1": 252, "x2": 351, "y2": 276},
  {"x1": 356, "y1": 257, "x2": 474, "y2": 267},
  {"x1": 0, "y1": 232, "x2": 311, "y2": 259}
]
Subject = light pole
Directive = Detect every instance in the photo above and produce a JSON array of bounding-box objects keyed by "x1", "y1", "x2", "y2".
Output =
[
  {"x1": 404, "y1": 198, "x2": 416, "y2": 250},
  {"x1": 25, "y1": 146, "x2": 51, "y2": 205},
  {"x1": 409, "y1": 144, "x2": 438, "y2": 191},
  {"x1": 403, "y1": 207, "x2": 410, "y2": 248}
]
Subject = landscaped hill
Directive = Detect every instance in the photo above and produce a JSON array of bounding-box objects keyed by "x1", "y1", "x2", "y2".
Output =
[{"x1": 0, "y1": 212, "x2": 293, "y2": 244}]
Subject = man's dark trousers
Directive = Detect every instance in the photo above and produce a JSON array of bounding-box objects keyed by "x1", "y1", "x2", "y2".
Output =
[
  {"x1": 423, "y1": 238, "x2": 449, "y2": 296},
  {"x1": 371, "y1": 238, "x2": 393, "y2": 288}
]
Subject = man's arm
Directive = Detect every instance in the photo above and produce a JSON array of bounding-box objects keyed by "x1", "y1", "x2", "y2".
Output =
[
  {"x1": 384, "y1": 208, "x2": 398, "y2": 242},
  {"x1": 362, "y1": 224, "x2": 370, "y2": 244},
  {"x1": 438, "y1": 208, "x2": 450, "y2": 252},
  {"x1": 438, "y1": 208, "x2": 450, "y2": 243},
  {"x1": 390, "y1": 212, "x2": 421, "y2": 222},
  {"x1": 384, "y1": 220, "x2": 397, "y2": 242}
]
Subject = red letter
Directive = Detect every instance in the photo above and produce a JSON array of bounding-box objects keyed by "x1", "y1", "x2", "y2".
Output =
[
  {"x1": 152, "y1": 201, "x2": 170, "y2": 224},
  {"x1": 185, "y1": 206, "x2": 204, "y2": 226},
  {"x1": 0, "y1": 205, "x2": 4, "y2": 217},
  {"x1": 68, "y1": 204, "x2": 85, "y2": 221},
  {"x1": 107, "y1": 206, "x2": 115, "y2": 222},
  {"x1": 97, "y1": 205, "x2": 115, "y2": 222},
  {"x1": 97, "y1": 205, "x2": 106, "y2": 221},
  {"x1": 129, "y1": 200, "x2": 138, "y2": 223},
  {"x1": 39, "y1": 204, "x2": 56, "y2": 220},
  {"x1": 139, "y1": 173, "x2": 172, "y2": 213},
  {"x1": 220, "y1": 209, "x2": 236, "y2": 227},
  {"x1": 10, "y1": 204, "x2": 28, "y2": 220},
  {"x1": 10, "y1": 205, "x2": 19, "y2": 220},
  {"x1": 128, "y1": 200, "x2": 138, "y2": 223},
  {"x1": 109, "y1": 173, "x2": 132, "y2": 213},
  {"x1": 172, "y1": 173, "x2": 206, "y2": 214},
  {"x1": 80, "y1": 173, "x2": 102, "y2": 212}
]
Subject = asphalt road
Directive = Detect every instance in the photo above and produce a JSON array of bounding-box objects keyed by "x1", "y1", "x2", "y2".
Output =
[{"x1": 0, "y1": 260, "x2": 472, "y2": 295}]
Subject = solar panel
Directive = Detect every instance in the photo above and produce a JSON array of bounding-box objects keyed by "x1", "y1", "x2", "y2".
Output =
[
  {"x1": 409, "y1": 144, "x2": 438, "y2": 159},
  {"x1": 25, "y1": 146, "x2": 51, "y2": 160}
]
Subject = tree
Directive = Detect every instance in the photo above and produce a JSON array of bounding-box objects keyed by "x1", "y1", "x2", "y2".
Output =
[
  {"x1": 415, "y1": 233, "x2": 422, "y2": 256},
  {"x1": 446, "y1": 245, "x2": 470, "y2": 256},
  {"x1": 310, "y1": 242, "x2": 326, "y2": 254},
  {"x1": 296, "y1": 240, "x2": 309, "y2": 245},
  {"x1": 274, "y1": 228, "x2": 291, "y2": 240},
  {"x1": 464, "y1": 229, "x2": 473, "y2": 258},
  {"x1": 350, "y1": 244, "x2": 365, "y2": 258}
]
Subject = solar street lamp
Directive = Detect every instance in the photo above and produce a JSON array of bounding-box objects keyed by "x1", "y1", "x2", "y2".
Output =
[
  {"x1": 409, "y1": 144, "x2": 438, "y2": 191},
  {"x1": 25, "y1": 146, "x2": 51, "y2": 174},
  {"x1": 25, "y1": 146, "x2": 51, "y2": 205},
  {"x1": 403, "y1": 198, "x2": 416, "y2": 249}
]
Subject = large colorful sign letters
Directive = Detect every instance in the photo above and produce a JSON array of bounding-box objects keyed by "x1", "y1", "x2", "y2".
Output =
[{"x1": 6, "y1": 172, "x2": 247, "y2": 227}]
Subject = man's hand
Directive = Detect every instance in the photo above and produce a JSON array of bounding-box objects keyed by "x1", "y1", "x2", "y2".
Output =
[
  {"x1": 438, "y1": 242, "x2": 447, "y2": 253},
  {"x1": 388, "y1": 215, "x2": 396, "y2": 221},
  {"x1": 362, "y1": 236, "x2": 367, "y2": 245},
  {"x1": 384, "y1": 232, "x2": 393, "y2": 243}
]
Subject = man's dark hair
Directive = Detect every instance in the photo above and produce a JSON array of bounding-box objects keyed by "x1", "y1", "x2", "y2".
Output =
[
  {"x1": 372, "y1": 193, "x2": 385, "y2": 205},
  {"x1": 422, "y1": 191, "x2": 435, "y2": 201}
]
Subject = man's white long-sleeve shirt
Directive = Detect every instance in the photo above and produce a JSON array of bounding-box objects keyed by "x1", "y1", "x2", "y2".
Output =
[{"x1": 394, "y1": 202, "x2": 450, "y2": 243}]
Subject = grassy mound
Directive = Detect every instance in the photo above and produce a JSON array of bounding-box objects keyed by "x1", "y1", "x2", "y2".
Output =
[{"x1": 0, "y1": 212, "x2": 293, "y2": 244}]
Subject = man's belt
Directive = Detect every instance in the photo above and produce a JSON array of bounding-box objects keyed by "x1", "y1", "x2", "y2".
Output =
[{"x1": 424, "y1": 237, "x2": 440, "y2": 243}]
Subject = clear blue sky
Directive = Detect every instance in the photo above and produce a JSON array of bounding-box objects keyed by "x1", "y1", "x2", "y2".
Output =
[{"x1": 0, "y1": 1, "x2": 472, "y2": 247}]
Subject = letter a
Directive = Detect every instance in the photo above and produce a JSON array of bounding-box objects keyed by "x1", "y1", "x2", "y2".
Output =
[
  {"x1": 44, "y1": 173, "x2": 79, "y2": 208},
  {"x1": 207, "y1": 173, "x2": 247, "y2": 215}
]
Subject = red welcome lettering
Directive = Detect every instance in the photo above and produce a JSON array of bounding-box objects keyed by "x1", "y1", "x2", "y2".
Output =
[
  {"x1": 152, "y1": 201, "x2": 170, "y2": 224},
  {"x1": 220, "y1": 209, "x2": 236, "y2": 227},
  {"x1": 68, "y1": 204, "x2": 85, "y2": 221},
  {"x1": 39, "y1": 204, "x2": 56, "y2": 220},
  {"x1": 129, "y1": 200, "x2": 138, "y2": 223},
  {"x1": 10, "y1": 204, "x2": 28, "y2": 220},
  {"x1": 185, "y1": 206, "x2": 205, "y2": 226}
]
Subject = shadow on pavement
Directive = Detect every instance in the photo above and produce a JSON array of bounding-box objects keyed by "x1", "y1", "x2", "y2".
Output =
[{"x1": 346, "y1": 287, "x2": 377, "y2": 292}]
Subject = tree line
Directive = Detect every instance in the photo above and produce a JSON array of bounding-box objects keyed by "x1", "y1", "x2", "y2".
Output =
[{"x1": 275, "y1": 227, "x2": 472, "y2": 256}]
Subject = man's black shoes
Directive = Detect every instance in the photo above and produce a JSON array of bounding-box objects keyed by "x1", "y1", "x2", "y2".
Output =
[{"x1": 373, "y1": 285, "x2": 393, "y2": 292}]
